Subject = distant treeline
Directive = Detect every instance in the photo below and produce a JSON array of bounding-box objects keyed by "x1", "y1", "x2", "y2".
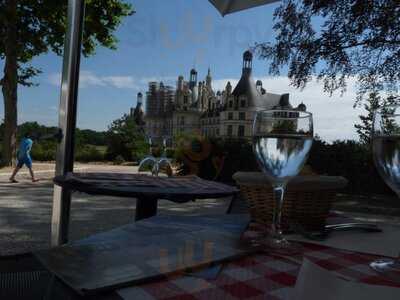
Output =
[
  {"x1": 0, "y1": 122, "x2": 108, "y2": 162},
  {"x1": 0, "y1": 116, "x2": 147, "y2": 164},
  {"x1": 0, "y1": 122, "x2": 106, "y2": 146}
]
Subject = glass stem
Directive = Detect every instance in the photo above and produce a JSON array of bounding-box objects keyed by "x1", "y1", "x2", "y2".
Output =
[{"x1": 272, "y1": 185, "x2": 285, "y2": 240}]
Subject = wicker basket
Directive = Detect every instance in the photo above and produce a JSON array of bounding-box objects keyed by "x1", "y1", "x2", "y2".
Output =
[{"x1": 233, "y1": 172, "x2": 348, "y2": 232}]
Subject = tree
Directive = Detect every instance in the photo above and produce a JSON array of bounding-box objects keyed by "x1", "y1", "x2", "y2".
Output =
[
  {"x1": 355, "y1": 92, "x2": 380, "y2": 144},
  {"x1": 105, "y1": 114, "x2": 147, "y2": 162},
  {"x1": 355, "y1": 93, "x2": 399, "y2": 144},
  {"x1": 255, "y1": 0, "x2": 400, "y2": 103},
  {"x1": 0, "y1": 0, "x2": 133, "y2": 166}
]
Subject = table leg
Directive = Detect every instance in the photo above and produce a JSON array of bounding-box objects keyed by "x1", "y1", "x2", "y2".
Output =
[{"x1": 135, "y1": 197, "x2": 158, "y2": 221}]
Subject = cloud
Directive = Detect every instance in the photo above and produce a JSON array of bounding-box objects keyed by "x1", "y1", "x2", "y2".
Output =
[
  {"x1": 102, "y1": 76, "x2": 137, "y2": 89},
  {"x1": 213, "y1": 76, "x2": 363, "y2": 142},
  {"x1": 47, "y1": 71, "x2": 176, "y2": 91}
]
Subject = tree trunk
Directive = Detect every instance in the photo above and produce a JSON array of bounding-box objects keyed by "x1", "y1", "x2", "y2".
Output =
[{"x1": 1, "y1": 0, "x2": 18, "y2": 167}]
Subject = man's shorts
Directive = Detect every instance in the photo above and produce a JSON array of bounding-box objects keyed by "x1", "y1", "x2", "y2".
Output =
[{"x1": 17, "y1": 156, "x2": 32, "y2": 168}]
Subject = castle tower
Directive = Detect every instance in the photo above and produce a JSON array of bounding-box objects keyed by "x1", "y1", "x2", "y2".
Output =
[
  {"x1": 256, "y1": 80, "x2": 262, "y2": 92},
  {"x1": 198, "y1": 81, "x2": 204, "y2": 109},
  {"x1": 146, "y1": 82, "x2": 159, "y2": 117},
  {"x1": 256, "y1": 80, "x2": 266, "y2": 94},
  {"x1": 137, "y1": 91, "x2": 143, "y2": 105},
  {"x1": 231, "y1": 50, "x2": 261, "y2": 107},
  {"x1": 189, "y1": 68, "x2": 197, "y2": 90},
  {"x1": 177, "y1": 75, "x2": 184, "y2": 91},
  {"x1": 133, "y1": 92, "x2": 145, "y2": 126},
  {"x1": 242, "y1": 50, "x2": 252, "y2": 74},
  {"x1": 225, "y1": 81, "x2": 232, "y2": 95},
  {"x1": 297, "y1": 102, "x2": 307, "y2": 111},
  {"x1": 206, "y1": 67, "x2": 212, "y2": 88}
]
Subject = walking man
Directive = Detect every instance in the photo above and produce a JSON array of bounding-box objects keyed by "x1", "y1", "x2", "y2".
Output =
[{"x1": 9, "y1": 133, "x2": 39, "y2": 183}]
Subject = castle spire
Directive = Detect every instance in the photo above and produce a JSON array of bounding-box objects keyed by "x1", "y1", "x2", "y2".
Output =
[{"x1": 206, "y1": 67, "x2": 212, "y2": 88}]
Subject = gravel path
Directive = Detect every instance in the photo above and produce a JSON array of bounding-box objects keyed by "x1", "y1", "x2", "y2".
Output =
[{"x1": 0, "y1": 164, "x2": 231, "y2": 255}]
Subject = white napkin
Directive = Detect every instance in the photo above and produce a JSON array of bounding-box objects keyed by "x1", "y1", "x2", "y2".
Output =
[
  {"x1": 292, "y1": 258, "x2": 400, "y2": 300},
  {"x1": 287, "y1": 223, "x2": 400, "y2": 258}
]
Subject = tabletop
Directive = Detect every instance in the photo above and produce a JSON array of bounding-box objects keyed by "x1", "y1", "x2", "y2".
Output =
[
  {"x1": 35, "y1": 214, "x2": 250, "y2": 295},
  {"x1": 34, "y1": 213, "x2": 400, "y2": 299},
  {"x1": 117, "y1": 242, "x2": 400, "y2": 300},
  {"x1": 53, "y1": 172, "x2": 238, "y2": 202}
]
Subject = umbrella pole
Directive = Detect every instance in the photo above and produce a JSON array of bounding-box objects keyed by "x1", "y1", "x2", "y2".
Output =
[{"x1": 51, "y1": 0, "x2": 85, "y2": 247}]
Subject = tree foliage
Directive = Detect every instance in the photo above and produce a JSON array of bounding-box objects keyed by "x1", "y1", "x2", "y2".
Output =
[
  {"x1": 308, "y1": 138, "x2": 393, "y2": 195},
  {"x1": 0, "y1": 0, "x2": 133, "y2": 86},
  {"x1": 0, "y1": 0, "x2": 133, "y2": 166},
  {"x1": 255, "y1": 0, "x2": 400, "y2": 104},
  {"x1": 355, "y1": 92, "x2": 380, "y2": 144},
  {"x1": 355, "y1": 93, "x2": 400, "y2": 144},
  {"x1": 105, "y1": 114, "x2": 147, "y2": 162}
]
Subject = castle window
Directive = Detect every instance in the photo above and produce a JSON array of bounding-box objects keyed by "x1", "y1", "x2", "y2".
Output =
[
  {"x1": 239, "y1": 112, "x2": 245, "y2": 120},
  {"x1": 180, "y1": 116, "x2": 185, "y2": 125},
  {"x1": 184, "y1": 96, "x2": 188, "y2": 104},
  {"x1": 228, "y1": 112, "x2": 233, "y2": 120},
  {"x1": 229, "y1": 101, "x2": 233, "y2": 108},
  {"x1": 240, "y1": 100, "x2": 246, "y2": 108},
  {"x1": 238, "y1": 125, "x2": 245, "y2": 137},
  {"x1": 227, "y1": 125, "x2": 233, "y2": 136},
  {"x1": 216, "y1": 128, "x2": 220, "y2": 136}
]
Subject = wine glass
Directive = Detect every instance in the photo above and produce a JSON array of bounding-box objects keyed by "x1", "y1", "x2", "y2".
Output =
[
  {"x1": 158, "y1": 136, "x2": 173, "y2": 177},
  {"x1": 370, "y1": 104, "x2": 400, "y2": 280},
  {"x1": 252, "y1": 110, "x2": 313, "y2": 251}
]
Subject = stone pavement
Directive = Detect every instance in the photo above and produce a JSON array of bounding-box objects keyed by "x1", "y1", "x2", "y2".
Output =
[{"x1": 0, "y1": 164, "x2": 231, "y2": 256}]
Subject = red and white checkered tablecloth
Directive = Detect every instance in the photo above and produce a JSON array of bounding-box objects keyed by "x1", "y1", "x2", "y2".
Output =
[{"x1": 118, "y1": 242, "x2": 400, "y2": 300}]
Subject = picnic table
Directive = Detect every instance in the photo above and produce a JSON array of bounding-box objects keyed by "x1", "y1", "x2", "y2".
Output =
[
  {"x1": 24, "y1": 214, "x2": 400, "y2": 300},
  {"x1": 53, "y1": 172, "x2": 239, "y2": 221}
]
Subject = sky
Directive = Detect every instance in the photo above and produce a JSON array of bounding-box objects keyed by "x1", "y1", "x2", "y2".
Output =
[{"x1": 0, "y1": 0, "x2": 364, "y2": 142}]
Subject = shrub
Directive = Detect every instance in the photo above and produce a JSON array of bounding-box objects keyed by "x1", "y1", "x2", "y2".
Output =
[
  {"x1": 113, "y1": 155, "x2": 125, "y2": 165},
  {"x1": 308, "y1": 139, "x2": 393, "y2": 196},
  {"x1": 105, "y1": 114, "x2": 147, "y2": 161},
  {"x1": 175, "y1": 137, "x2": 258, "y2": 183},
  {"x1": 31, "y1": 141, "x2": 56, "y2": 161},
  {"x1": 216, "y1": 138, "x2": 259, "y2": 183},
  {"x1": 75, "y1": 145, "x2": 104, "y2": 162},
  {"x1": 165, "y1": 147, "x2": 175, "y2": 158}
]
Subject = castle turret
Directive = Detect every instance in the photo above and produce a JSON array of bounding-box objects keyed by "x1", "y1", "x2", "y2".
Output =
[
  {"x1": 231, "y1": 50, "x2": 261, "y2": 108},
  {"x1": 256, "y1": 80, "x2": 266, "y2": 95},
  {"x1": 225, "y1": 81, "x2": 232, "y2": 95},
  {"x1": 177, "y1": 75, "x2": 184, "y2": 91},
  {"x1": 133, "y1": 92, "x2": 145, "y2": 126},
  {"x1": 256, "y1": 80, "x2": 262, "y2": 92},
  {"x1": 189, "y1": 68, "x2": 197, "y2": 90},
  {"x1": 242, "y1": 50, "x2": 252, "y2": 75},
  {"x1": 137, "y1": 92, "x2": 143, "y2": 105},
  {"x1": 297, "y1": 102, "x2": 307, "y2": 111},
  {"x1": 206, "y1": 67, "x2": 212, "y2": 88}
]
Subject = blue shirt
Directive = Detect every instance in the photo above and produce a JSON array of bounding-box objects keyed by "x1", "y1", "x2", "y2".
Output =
[{"x1": 18, "y1": 138, "x2": 33, "y2": 160}]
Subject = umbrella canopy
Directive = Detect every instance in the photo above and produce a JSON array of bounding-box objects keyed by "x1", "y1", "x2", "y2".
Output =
[{"x1": 209, "y1": 0, "x2": 281, "y2": 16}]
